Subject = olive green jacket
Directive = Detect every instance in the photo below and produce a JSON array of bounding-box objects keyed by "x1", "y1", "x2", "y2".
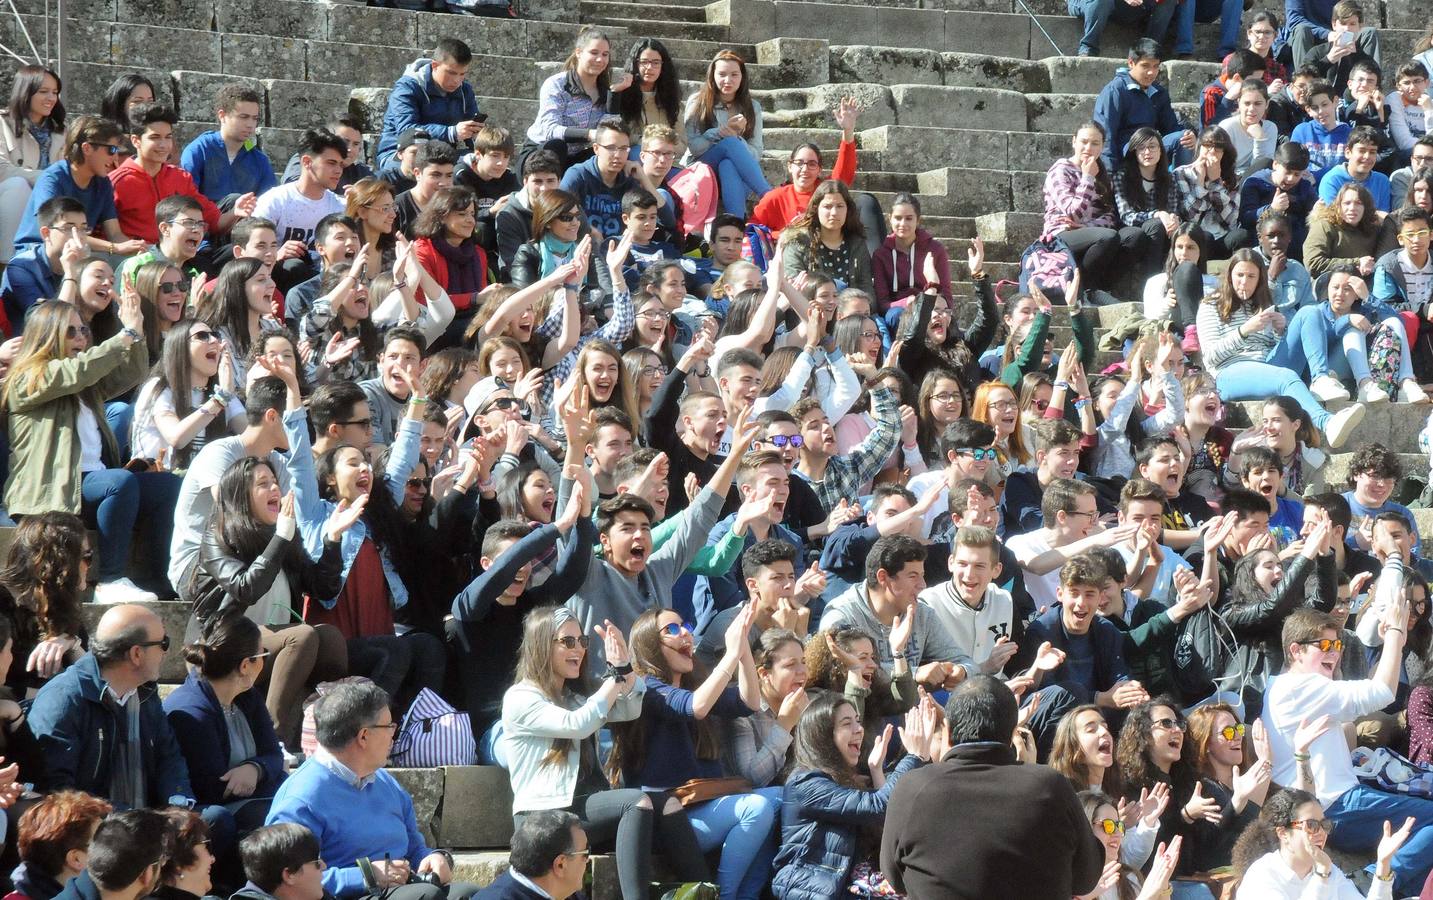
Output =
[{"x1": 4, "y1": 332, "x2": 148, "y2": 515}]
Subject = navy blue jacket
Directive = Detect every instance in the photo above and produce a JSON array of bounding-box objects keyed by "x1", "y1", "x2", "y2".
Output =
[
  {"x1": 28, "y1": 653, "x2": 194, "y2": 806},
  {"x1": 1021, "y1": 603, "x2": 1130, "y2": 703},
  {"x1": 163, "y1": 671, "x2": 286, "y2": 806},
  {"x1": 376, "y1": 59, "x2": 481, "y2": 168},
  {"x1": 772, "y1": 755, "x2": 923, "y2": 900},
  {"x1": 1093, "y1": 69, "x2": 1185, "y2": 173}
]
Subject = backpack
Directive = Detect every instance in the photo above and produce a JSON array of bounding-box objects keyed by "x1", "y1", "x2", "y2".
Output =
[
  {"x1": 666, "y1": 162, "x2": 719, "y2": 238},
  {"x1": 1018, "y1": 236, "x2": 1077, "y2": 298}
]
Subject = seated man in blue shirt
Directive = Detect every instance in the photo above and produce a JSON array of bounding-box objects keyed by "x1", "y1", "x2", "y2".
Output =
[
  {"x1": 1, "y1": 195, "x2": 87, "y2": 326},
  {"x1": 266, "y1": 681, "x2": 478, "y2": 900},
  {"x1": 180, "y1": 83, "x2": 277, "y2": 207}
]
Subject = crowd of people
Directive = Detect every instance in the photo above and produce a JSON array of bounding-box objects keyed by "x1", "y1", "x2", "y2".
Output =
[{"x1": 0, "y1": 1, "x2": 1427, "y2": 898}]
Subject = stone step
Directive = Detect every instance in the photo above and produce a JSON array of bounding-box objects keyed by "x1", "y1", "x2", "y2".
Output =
[{"x1": 580, "y1": 0, "x2": 708, "y2": 22}]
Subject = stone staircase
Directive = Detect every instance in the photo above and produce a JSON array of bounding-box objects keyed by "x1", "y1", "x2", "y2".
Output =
[{"x1": 10, "y1": 0, "x2": 1432, "y2": 889}]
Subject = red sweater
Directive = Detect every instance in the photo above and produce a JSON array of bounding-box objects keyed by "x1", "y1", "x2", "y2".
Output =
[
  {"x1": 413, "y1": 236, "x2": 488, "y2": 312},
  {"x1": 109, "y1": 158, "x2": 221, "y2": 244},
  {"x1": 749, "y1": 138, "x2": 857, "y2": 234}
]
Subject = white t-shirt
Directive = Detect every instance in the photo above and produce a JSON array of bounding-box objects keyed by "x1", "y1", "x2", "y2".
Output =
[
  {"x1": 75, "y1": 403, "x2": 104, "y2": 473},
  {"x1": 168, "y1": 437, "x2": 290, "y2": 588},
  {"x1": 1261, "y1": 671, "x2": 1394, "y2": 807},
  {"x1": 131, "y1": 378, "x2": 244, "y2": 463},
  {"x1": 1235, "y1": 850, "x2": 1386, "y2": 899},
  {"x1": 251, "y1": 183, "x2": 344, "y2": 247},
  {"x1": 1006, "y1": 529, "x2": 1059, "y2": 612}
]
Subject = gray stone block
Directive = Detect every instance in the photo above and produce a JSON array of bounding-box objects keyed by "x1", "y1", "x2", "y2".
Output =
[
  {"x1": 306, "y1": 39, "x2": 416, "y2": 89},
  {"x1": 265, "y1": 79, "x2": 353, "y2": 131},
  {"x1": 829, "y1": 45, "x2": 943, "y2": 86},
  {"x1": 943, "y1": 11, "x2": 1032, "y2": 58},
  {"x1": 115, "y1": 0, "x2": 214, "y2": 29},
  {"x1": 1027, "y1": 91, "x2": 1096, "y2": 134},
  {"x1": 327, "y1": 4, "x2": 418, "y2": 47},
  {"x1": 890, "y1": 84, "x2": 1028, "y2": 131},
  {"x1": 414, "y1": 13, "x2": 527, "y2": 57},
  {"x1": 172, "y1": 70, "x2": 262, "y2": 123},
  {"x1": 389, "y1": 767, "x2": 444, "y2": 846},
  {"x1": 917, "y1": 166, "x2": 1013, "y2": 215},
  {"x1": 78, "y1": 601, "x2": 192, "y2": 684},
  {"x1": 111, "y1": 22, "x2": 219, "y2": 73},
  {"x1": 215, "y1": 0, "x2": 322, "y2": 40},
  {"x1": 436, "y1": 766, "x2": 514, "y2": 849},
  {"x1": 941, "y1": 52, "x2": 1048, "y2": 92},
  {"x1": 220, "y1": 33, "x2": 306, "y2": 82}
]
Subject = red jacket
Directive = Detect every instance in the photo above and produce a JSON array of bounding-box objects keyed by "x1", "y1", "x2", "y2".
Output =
[
  {"x1": 749, "y1": 138, "x2": 857, "y2": 234},
  {"x1": 413, "y1": 236, "x2": 488, "y2": 312},
  {"x1": 109, "y1": 158, "x2": 221, "y2": 244}
]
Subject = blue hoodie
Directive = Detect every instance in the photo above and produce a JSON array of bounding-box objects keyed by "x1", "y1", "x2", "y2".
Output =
[
  {"x1": 1093, "y1": 68, "x2": 1184, "y2": 173},
  {"x1": 375, "y1": 58, "x2": 481, "y2": 168}
]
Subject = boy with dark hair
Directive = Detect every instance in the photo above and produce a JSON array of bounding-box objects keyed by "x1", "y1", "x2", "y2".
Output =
[
  {"x1": 494, "y1": 149, "x2": 561, "y2": 276},
  {"x1": 1, "y1": 195, "x2": 87, "y2": 322},
  {"x1": 1239, "y1": 142, "x2": 1318, "y2": 255},
  {"x1": 1267, "y1": 64, "x2": 1319, "y2": 137},
  {"x1": 1292, "y1": 79, "x2": 1353, "y2": 181},
  {"x1": 1002, "y1": 418, "x2": 1084, "y2": 537},
  {"x1": 110, "y1": 103, "x2": 242, "y2": 247},
  {"x1": 1201, "y1": 48, "x2": 1267, "y2": 128},
  {"x1": 252, "y1": 129, "x2": 347, "y2": 293},
  {"x1": 1293, "y1": 0, "x2": 1381, "y2": 96},
  {"x1": 1319, "y1": 126, "x2": 1393, "y2": 210},
  {"x1": 283, "y1": 115, "x2": 373, "y2": 192},
  {"x1": 375, "y1": 38, "x2": 482, "y2": 170},
  {"x1": 1093, "y1": 40, "x2": 1196, "y2": 172},
  {"x1": 1372, "y1": 206, "x2": 1433, "y2": 319},
  {"x1": 559, "y1": 117, "x2": 666, "y2": 241},
  {"x1": 181, "y1": 83, "x2": 276, "y2": 205},
  {"x1": 394, "y1": 139, "x2": 458, "y2": 239}
]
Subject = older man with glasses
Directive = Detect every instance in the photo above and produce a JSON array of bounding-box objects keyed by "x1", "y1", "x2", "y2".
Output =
[{"x1": 267, "y1": 682, "x2": 479, "y2": 900}]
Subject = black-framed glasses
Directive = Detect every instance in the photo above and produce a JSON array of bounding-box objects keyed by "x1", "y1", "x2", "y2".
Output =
[
  {"x1": 660, "y1": 622, "x2": 693, "y2": 638},
  {"x1": 1297, "y1": 638, "x2": 1344, "y2": 653},
  {"x1": 765, "y1": 434, "x2": 804, "y2": 449},
  {"x1": 1219, "y1": 723, "x2": 1247, "y2": 741},
  {"x1": 1095, "y1": 818, "x2": 1125, "y2": 835},
  {"x1": 337, "y1": 418, "x2": 374, "y2": 430},
  {"x1": 136, "y1": 635, "x2": 171, "y2": 652},
  {"x1": 955, "y1": 447, "x2": 997, "y2": 460},
  {"x1": 554, "y1": 635, "x2": 591, "y2": 650},
  {"x1": 66, "y1": 324, "x2": 91, "y2": 339}
]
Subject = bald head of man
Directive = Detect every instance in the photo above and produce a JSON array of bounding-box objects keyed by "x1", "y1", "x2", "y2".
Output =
[{"x1": 92, "y1": 604, "x2": 166, "y2": 690}]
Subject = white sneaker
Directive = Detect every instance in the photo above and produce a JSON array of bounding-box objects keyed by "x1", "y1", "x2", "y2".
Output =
[
  {"x1": 1399, "y1": 381, "x2": 1430, "y2": 404},
  {"x1": 1357, "y1": 380, "x2": 1390, "y2": 404},
  {"x1": 1324, "y1": 403, "x2": 1367, "y2": 450},
  {"x1": 92, "y1": 578, "x2": 159, "y2": 604},
  {"x1": 1310, "y1": 375, "x2": 1350, "y2": 402}
]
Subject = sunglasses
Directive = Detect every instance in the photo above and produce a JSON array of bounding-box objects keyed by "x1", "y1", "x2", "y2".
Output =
[
  {"x1": 955, "y1": 447, "x2": 998, "y2": 460},
  {"x1": 1297, "y1": 638, "x2": 1344, "y2": 653},
  {"x1": 765, "y1": 434, "x2": 804, "y2": 449},
  {"x1": 66, "y1": 324, "x2": 92, "y2": 339},
  {"x1": 554, "y1": 635, "x2": 591, "y2": 650},
  {"x1": 1219, "y1": 723, "x2": 1247, "y2": 742},
  {"x1": 660, "y1": 622, "x2": 693, "y2": 638},
  {"x1": 136, "y1": 635, "x2": 171, "y2": 652},
  {"x1": 1094, "y1": 818, "x2": 1125, "y2": 835}
]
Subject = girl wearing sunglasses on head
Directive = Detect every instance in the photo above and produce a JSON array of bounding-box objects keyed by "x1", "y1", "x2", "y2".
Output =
[{"x1": 502, "y1": 605, "x2": 709, "y2": 900}]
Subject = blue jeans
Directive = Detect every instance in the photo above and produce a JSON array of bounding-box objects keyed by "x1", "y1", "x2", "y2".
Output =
[
  {"x1": 686, "y1": 786, "x2": 781, "y2": 900},
  {"x1": 1326, "y1": 783, "x2": 1433, "y2": 893},
  {"x1": 80, "y1": 468, "x2": 182, "y2": 587},
  {"x1": 1212, "y1": 357, "x2": 1331, "y2": 431},
  {"x1": 1284, "y1": 305, "x2": 1415, "y2": 383},
  {"x1": 695, "y1": 136, "x2": 772, "y2": 217},
  {"x1": 1067, "y1": 0, "x2": 1182, "y2": 55},
  {"x1": 1174, "y1": 0, "x2": 1243, "y2": 56}
]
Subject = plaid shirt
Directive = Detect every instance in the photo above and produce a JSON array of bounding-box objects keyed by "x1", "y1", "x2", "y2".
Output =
[{"x1": 801, "y1": 386, "x2": 901, "y2": 512}]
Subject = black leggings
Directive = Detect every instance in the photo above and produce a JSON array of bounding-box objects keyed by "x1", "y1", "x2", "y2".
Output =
[
  {"x1": 1060, "y1": 224, "x2": 1148, "y2": 291},
  {"x1": 516, "y1": 790, "x2": 708, "y2": 900}
]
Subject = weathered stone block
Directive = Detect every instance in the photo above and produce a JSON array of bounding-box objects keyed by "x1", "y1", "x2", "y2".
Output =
[
  {"x1": 389, "y1": 768, "x2": 444, "y2": 845},
  {"x1": 78, "y1": 601, "x2": 192, "y2": 684},
  {"x1": 890, "y1": 84, "x2": 1028, "y2": 131},
  {"x1": 215, "y1": 0, "x2": 322, "y2": 40},
  {"x1": 111, "y1": 23, "x2": 219, "y2": 73},
  {"x1": 306, "y1": 39, "x2": 417, "y2": 88},
  {"x1": 414, "y1": 13, "x2": 526, "y2": 57},
  {"x1": 220, "y1": 33, "x2": 306, "y2": 82},
  {"x1": 172, "y1": 70, "x2": 262, "y2": 123},
  {"x1": 941, "y1": 52, "x2": 1047, "y2": 92},
  {"x1": 1026, "y1": 91, "x2": 1096, "y2": 134},
  {"x1": 115, "y1": 0, "x2": 214, "y2": 29},
  {"x1": 830, "y1": 45, "x2": 943, "y2": 86},
  {"x1": 944, "y1": 11, "x2": 1031, "y2": 58},
  {"x1": 265, "y1": 79, "x2": 353, "y2": 131},
  {"x1": 774, "y1": 1, "x2": 946, "y2": 52},
  {"x1": 328, "y1": 5, "x2": 417, "y2": 47},
  {"x1": 436, "y1": 766, "x2": 514, "y2": 849}
]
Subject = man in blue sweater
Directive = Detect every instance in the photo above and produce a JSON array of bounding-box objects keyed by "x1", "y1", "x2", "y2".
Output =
[
  {"x1": 1093, "y1": 40, "x2": 1197, "y2": 172},
  {"x1": 266, "y1": 682, "x2": 479, "y2": 900},
  {"x1": 375, "y1": 39, "x2": 482, "y2": 172}
]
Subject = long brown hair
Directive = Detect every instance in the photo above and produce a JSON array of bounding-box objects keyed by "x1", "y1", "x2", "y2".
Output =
[
  {"x1": 1210, "y1": 248, "x2": 1271, "y2": 322},
  {"x1": 514, "y1": 606, "x2": 595, "y2": 767},
  {"x1": 688, "y1": 50, "x2": 755, "y2": 138}
]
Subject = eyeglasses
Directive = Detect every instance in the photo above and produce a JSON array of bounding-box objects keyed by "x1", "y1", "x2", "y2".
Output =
[
  {"x1": 87, "y1": 142, "x2": 123, "y2": 155},
  {"x1": 135, "y1": 635, "x2": 171, "y2": 652},
  {"x1": 764, "y1": 434, "x2": 805, "y2": 449},
  {"x1": 554, "y1": 635, "x2": 591, "y2": 650},
  {"x1": 660, "y1": 622, "x2": 693, "y2": 638},
  {"x1": 1094, "y1": 818, "x2": 1125, "y2": 835},
  {"x1": 637, "y1": 309, "x2": 672, "y2": 322},
  {"x1": 66, "y1": 324, "x2": 91, "y2": 339},
  {"x1": 932, "y1": 392, "x2": 963, "y2": 405},
  {"x1": 1219, "y1": 723, "x2": 1247, "y2": 742},
  {"x1": 406, "y1": 477, "x2": 431, "y2": 492},
  {"x1": 555, "y1": 212, "x2": 581, "y2": 224},
  {"x1": 955, "y1": 447, "x2": 998, "y2": 460},
  {"x1": 189, "y1": 329, "x2": 219, "y2": 343},
  {"x1": 337, "y1": 418, "x2": 373, "y2": 430},
  {"x1": 640, "y1": 364, "x2": 669, "y2": 377},
  {"x1": 157, "y1": 281, "x2": 185, "y2": 295},
  {"x1": 167, "y1": 218, "x2": 206, "y2": 232},
  {"x1": 1151, "y1": 717, "x2": 1186, "y2": 732},
  {"x1": 1290, "y1": 818, "x2": 1333, "y2": 835},
  {"x1": 1297, "y1": 638, "x2": 1344, "y2": 653}
]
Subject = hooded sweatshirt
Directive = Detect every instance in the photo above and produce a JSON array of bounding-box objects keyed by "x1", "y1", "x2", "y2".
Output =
[
  {"x1": 871, "y1": 227, "x2": 952, "y2": 311},
  {"x1": 375, "y1": 58, "x2": 481, "y2": 168}
]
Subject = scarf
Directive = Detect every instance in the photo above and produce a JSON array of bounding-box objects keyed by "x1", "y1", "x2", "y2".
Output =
[
  {"x1": 537, "y1": 233, "x2": 577, "y2": 279},
  {"x1": 432, "y1": 236, "x2": 482, "y2": 303}
]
